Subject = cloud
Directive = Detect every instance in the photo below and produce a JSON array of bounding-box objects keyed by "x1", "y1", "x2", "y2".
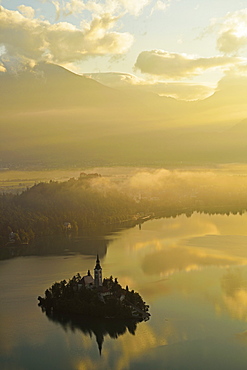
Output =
[
  {"x1": 84, "y1": 71, "x2": 143, "y2": 87},
  {"x1": 47, "y1": 0, "x2": 151, "y2": 17},
  {"x1": 135, "y1": 49, "x2": 243, "y2": 79},
  {"x1": 51, "y1": 0, "x2": 99, "y2": 18},
  {"x1": 86, "y1": 71, "x2": 215, "y2": 100},
  {"x1": 151, "y1": 0, "x2": 171, "y2": 14},
  {"x1": 119, "y1": 0, "x2": 151, "y2": 16},
  {"x1": 17, "y1": 5, "x2": 35, "y2": 19},
  {"x1": 147, "y1": 81, "x2": 215, "y2": 100},
  {"x1": 0, "y1": 5, "x2": 133, "y2": 65},
  {"x1": 216, "y1": 9, "x2": 247, "y2": 54}
]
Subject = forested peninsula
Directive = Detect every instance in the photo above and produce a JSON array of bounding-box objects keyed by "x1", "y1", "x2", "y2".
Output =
[
  {"x1": 0, "y1": 173, "x2": 149, "y2": 258},
  {"x1": 1, "y1": 171, "x2": 247, "y2": 259}
]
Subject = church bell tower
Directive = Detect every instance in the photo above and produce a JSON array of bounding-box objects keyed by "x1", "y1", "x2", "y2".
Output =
[{"x1": 94, "y1": 254, "x2": 103, "y2": 288}]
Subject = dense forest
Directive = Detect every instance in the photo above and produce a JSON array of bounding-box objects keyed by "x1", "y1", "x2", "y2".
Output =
[
  {"x1": 0, "y1": 173, "x2": 146, "y2": 250},
  {"x1": 1, "y1": 171, "x2": 247, "y2": 259}
]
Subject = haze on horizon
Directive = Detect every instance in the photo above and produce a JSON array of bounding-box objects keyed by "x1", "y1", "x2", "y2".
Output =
[{"x1": 1, "y1": 1, "x2": 247, "y2": 169}]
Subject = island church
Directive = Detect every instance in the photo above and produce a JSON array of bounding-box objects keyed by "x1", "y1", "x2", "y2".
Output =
[{"x1": 78, "y1": 255, "x2": 103, "y2": 290}]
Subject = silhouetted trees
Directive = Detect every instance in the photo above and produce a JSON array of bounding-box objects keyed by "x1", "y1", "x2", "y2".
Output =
[
  {"x1": 0, "y1": 175, "x2": 141, "y2": 250},
  {"x1": 38, "y1": 273, "x2": 149, "y2": 319}
]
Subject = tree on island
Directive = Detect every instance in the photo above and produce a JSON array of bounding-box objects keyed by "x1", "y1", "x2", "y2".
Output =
[{"x1": 38, "y1": 266, "x2": 150, "y2": 320}]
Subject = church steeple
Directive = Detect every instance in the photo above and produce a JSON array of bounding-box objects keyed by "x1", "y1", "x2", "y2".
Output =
[
  {"x1": 94, "y1": 254, "x2": 102, "y2": 288},
  {"x1": 95, "y1": 254, "x2": 101, "y2": 269}
]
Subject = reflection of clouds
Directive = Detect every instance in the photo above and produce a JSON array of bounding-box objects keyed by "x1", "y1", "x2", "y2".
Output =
[
  {"x1": 74, "y1": 322, "x2": 173, "y2": 370},
  {"x1": 112, "y1": 322, "x2": 172, "y2": 370},
  {"x1": 184, "y1": 235, "x2": 247, "y2": 259},
  {"x1": 107, "y1": 213, "x2": 247, "y2": 307},
  {"x1": 141, "y1": 246, "x2": 245, "y2": 277},
  {"x1": 70, "y1": 268, "x2": 247, "y2": 369},
  {"x1": 133, "y1": 239, "x2": 165, "y2": 252},
  {"x1": 109, "y1": 214, "x2": 221, "y2": 260},
  {"x1": 236, "y1": 330, "x2": 247, "y2": 344},
  {"x1": 76, "y1": 357, "x2": 96, "y2": 370},
  {"x1": 223, "y1": 289, "x2": 247, "y2": 321},
  {"x1": 0, "y1": 305, "x2": 49, "y2": 355},
  {"x1": 221, "y1": 269, "x2": 246, "y2": 297},
  {"x1": 220, "y1": 269, "x2": 247, "y2": 321},
  {"x1": 140, "y1": 278, "x2": 171, "y2": 300},
  {"x1": 142, "y1": 215, "x2": 219, "y2": 239}
]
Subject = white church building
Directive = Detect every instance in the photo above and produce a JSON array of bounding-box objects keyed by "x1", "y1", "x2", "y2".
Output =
[{"x1": 78, "y1": 255, "x2": 103, "y2": 289}]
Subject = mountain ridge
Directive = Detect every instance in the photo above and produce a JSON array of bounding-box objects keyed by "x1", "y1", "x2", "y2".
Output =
[{"x1": 1, "y1": 63, "x2": 247, "y2": 168}]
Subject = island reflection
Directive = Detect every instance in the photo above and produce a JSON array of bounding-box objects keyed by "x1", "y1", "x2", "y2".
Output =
[{"x1": 43, "y1": 309, "x2": 140, "y2": 355}]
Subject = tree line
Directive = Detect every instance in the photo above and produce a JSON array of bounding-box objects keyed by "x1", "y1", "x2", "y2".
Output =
[{"x1": 0, "y1": 173, "x2": 143, "y2": 250}]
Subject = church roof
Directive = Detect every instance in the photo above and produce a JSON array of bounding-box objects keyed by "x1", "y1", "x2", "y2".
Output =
[{"x1": 80, "y1": 275, "x2": 94, "y2": 286}]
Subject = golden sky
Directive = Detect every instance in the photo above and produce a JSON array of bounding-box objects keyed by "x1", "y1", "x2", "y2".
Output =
[{"x1": 1, "y1": 0, "x2": 247, "y2": 100}]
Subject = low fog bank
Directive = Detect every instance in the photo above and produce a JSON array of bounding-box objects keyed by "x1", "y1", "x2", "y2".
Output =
[
  {"x1": 87, "y1": 168, "x2": 247, "y2": 213},
  {"x1": 2, "y1": 166, "x2": 247, "y2": 213}
]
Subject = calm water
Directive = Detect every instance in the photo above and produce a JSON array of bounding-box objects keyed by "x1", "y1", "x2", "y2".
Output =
[{"x1": 2, "y1": 212, "x2": 247, "y2": 369}]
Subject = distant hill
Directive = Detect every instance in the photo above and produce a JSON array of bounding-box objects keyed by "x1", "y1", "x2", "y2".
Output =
[
  {"x1": 226, "y1": 119, "x2": 247, "y2": 135},
  {"x1": 1, "y1": 63, "x2": 247, "y2": 168},
  {"x1": 0, "y1": 62, "x2": 117, "y2": 112}
]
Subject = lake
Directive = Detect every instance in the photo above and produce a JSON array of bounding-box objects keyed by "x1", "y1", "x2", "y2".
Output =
[{"x1": 2, "y1": 212, "x2": 247, "y2": 369}]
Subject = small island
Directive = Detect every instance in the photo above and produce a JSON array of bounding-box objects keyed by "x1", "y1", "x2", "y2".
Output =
[{"x1": 38, "y1": 255, "x2": 150, "y2": 320}]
